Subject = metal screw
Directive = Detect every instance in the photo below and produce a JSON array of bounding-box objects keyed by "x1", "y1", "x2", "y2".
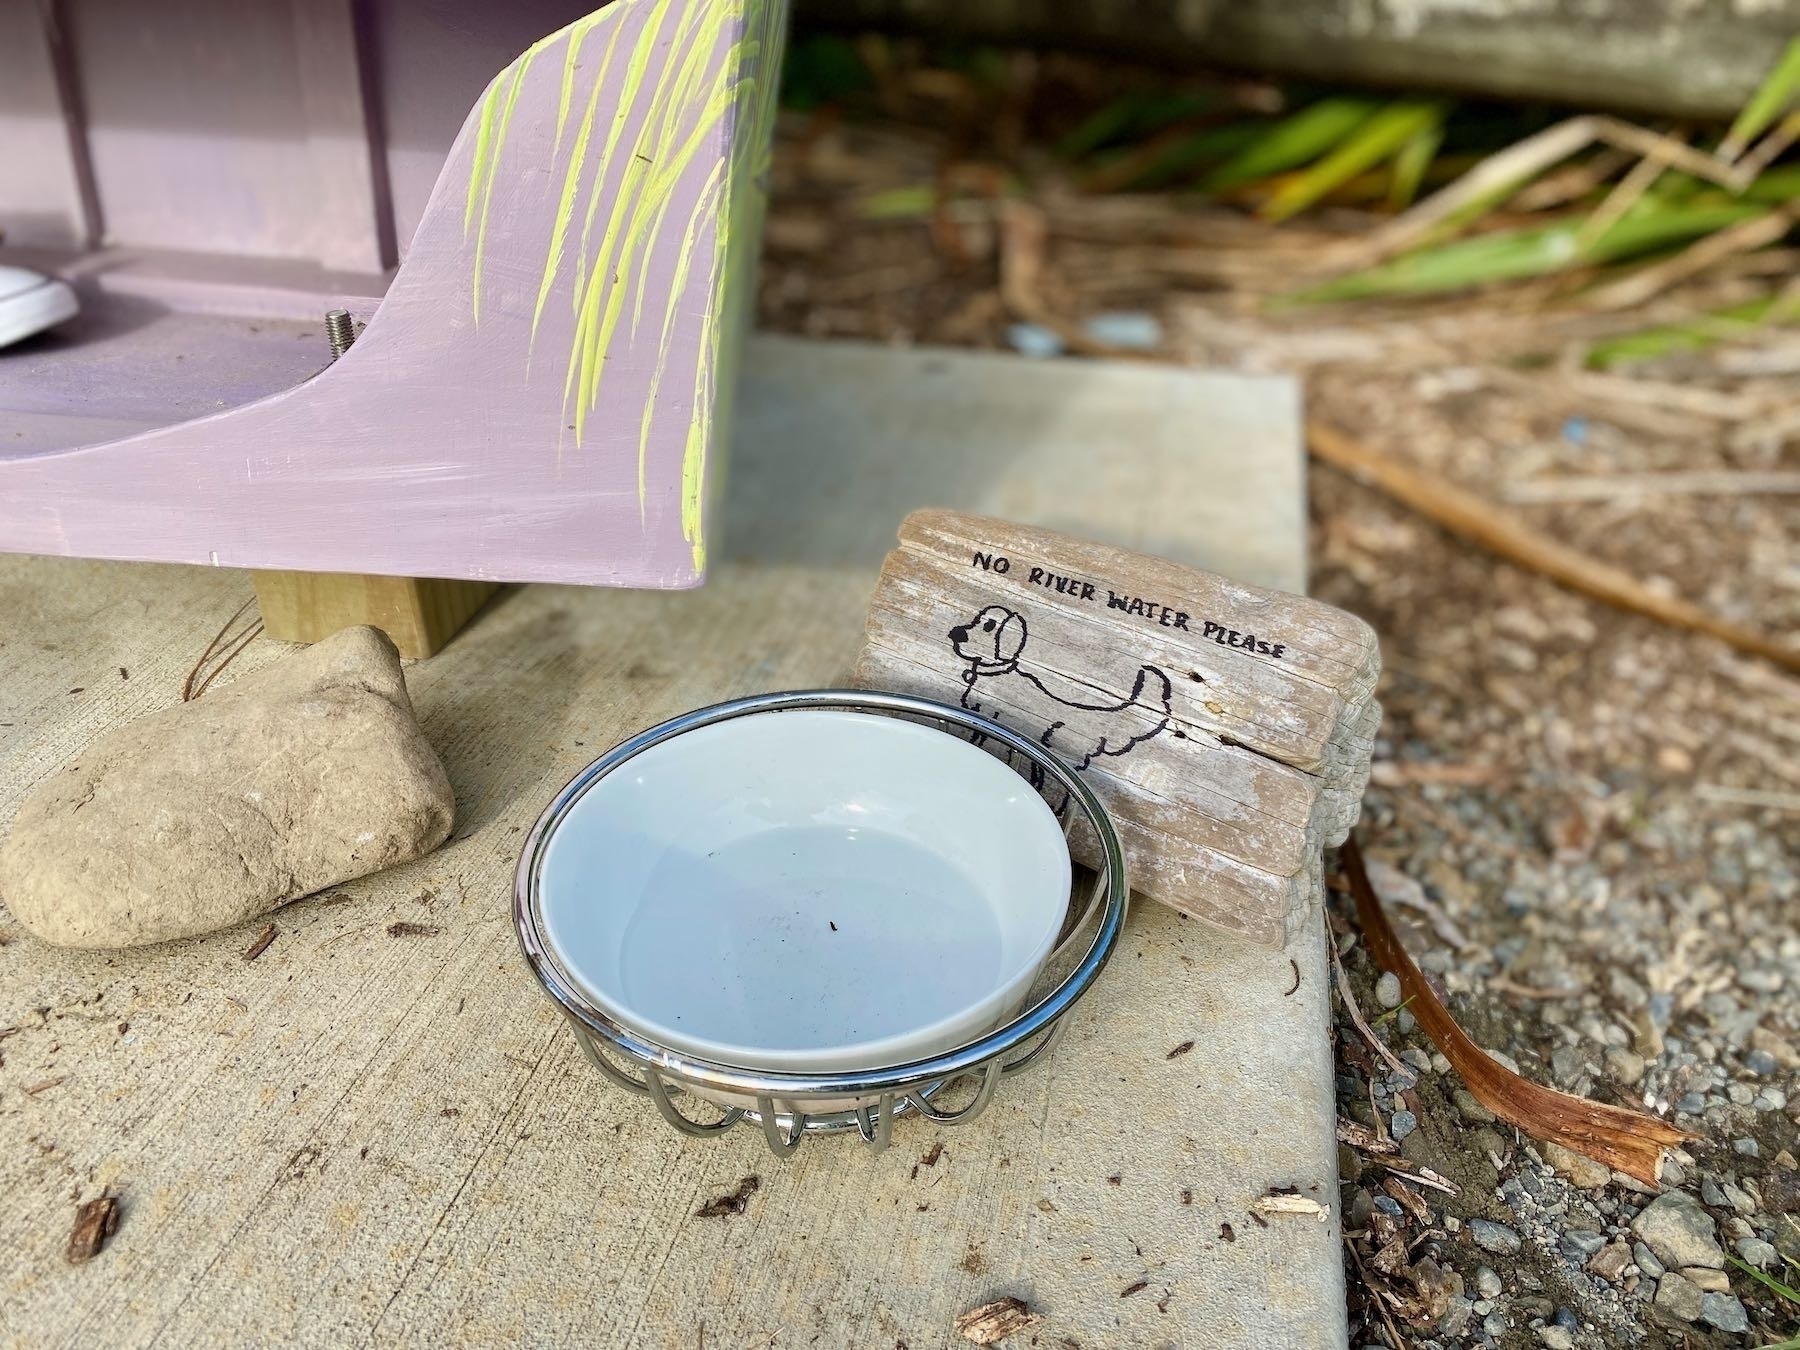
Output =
[{"x1": 325, "y1": 309, "x2": 357, "y2": 360}]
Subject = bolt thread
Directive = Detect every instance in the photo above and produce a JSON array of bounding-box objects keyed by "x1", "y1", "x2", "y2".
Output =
[{"x1": 325, "y1": 309, "x2": 357, "y2": 359}]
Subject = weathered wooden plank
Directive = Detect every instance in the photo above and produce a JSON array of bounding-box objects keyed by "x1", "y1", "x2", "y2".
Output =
[
  {"x1": 901, "y1": 510, "x2": 1381, "y2": 703},
  {"x1": 855, "y1": 509, "x2": 1382, "y2": 946}
]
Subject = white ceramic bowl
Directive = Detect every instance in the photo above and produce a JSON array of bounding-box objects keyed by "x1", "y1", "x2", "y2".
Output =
[{"x1": 535, "y1": 708, "x2": 1071, "y2": 1088}]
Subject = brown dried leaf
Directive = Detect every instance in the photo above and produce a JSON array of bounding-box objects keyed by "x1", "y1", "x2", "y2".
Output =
[
  {"x1": 1341, "y1": 837, "x2": 1693, "y2": 1187},
  {"x1": 66, "y1": 1195, "x2": 118, "y2": 1264},
  {"x1": 954, "y1": 1296, "x2": 1039, "y2": 1345}
]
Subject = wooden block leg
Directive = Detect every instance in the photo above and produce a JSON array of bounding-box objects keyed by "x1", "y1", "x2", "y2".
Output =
[{"x1": 252, "y1": 571, "x2": 500, "y2": 659}]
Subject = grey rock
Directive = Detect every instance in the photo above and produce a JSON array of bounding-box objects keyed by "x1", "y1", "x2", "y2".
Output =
[
  {"x1": 1560, "y1": 1229, "x2": 1607, "y2": 1261},
  {"x1": 1390, "y1": 1109, "x2": 1418, "y2": 1141},
  {"x1": 1676, "y1": 1092, "x2": 1707, "y2": 1115},
  {"x1": 1454, "y1": 1089, "x2": 1497, "y2": 1125},
  {"x1": 0, "y1": 627, "x2": 454, "y2": 948},
  {"x1": 1605, "y1": 1046, "x2": 1647, "y2": 1085},
  {"x1": 1537, "y1": 1327, "x2": 1573, "y2": 1350},
  {"x1": 1482, "y1": 1311, "x2": 1508, "y2": 1338},
  {"x1": 1737, "y1": 1237, "x2": 1777, "y2": 1268},
  {"x1": 1700, "y1": 1291, "x2": 1750, "y2": 1334},
  {"x1": 1736, "y1": 1137, "x2": 1763, "y2": 1158},
  {"x1": 1652, "y1": 1272, "x2": 1704, "y2": 1323},
  {"x1": 1703, "y1": 1178, "x2": 1729, "y2": 1207},
  {"x1": 1475, "y1": 1266, "x2": 1502, "y2": 1299},
  {"x1": 1661, "y1": 1158, "x2": 1686, "y2": 1187},
  {"x1": 1470, "y1": 1219, "x2": 1523, "y2": 1255},
  {"x1": 1728, "y1": 1082, "x2": 1755, "y2": 1105},
  {"x1": 1722, "y1": 1181, "x2": 1758, "y2": 1216},
  {"x1": 1633, "y1": 1241, "x2": 1666, "y2": 1279},
  {"x1": 1747, "y1": 1049, "x2": 1780, "y2": 1076},
  {"x1": 1631, "y1": 1192, "x2": 1724, "y2": 1271},
  {"x1": 1438, "y1": 1296, "x2": 1474, "y2": 1337},
  {"x1": 1375, "y1": 971, "x2": 1403, "y2": 1009}
]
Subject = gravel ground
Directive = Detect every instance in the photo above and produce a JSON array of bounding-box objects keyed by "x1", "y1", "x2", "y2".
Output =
[{"x1": 758, "y1": 71, "x2": 1800, "y2": 1348}]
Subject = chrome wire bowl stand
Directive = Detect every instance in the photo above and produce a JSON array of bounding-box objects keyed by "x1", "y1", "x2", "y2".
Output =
[{"x1": 513, "y1": 689, "x2": 1130, "y2": 1157}]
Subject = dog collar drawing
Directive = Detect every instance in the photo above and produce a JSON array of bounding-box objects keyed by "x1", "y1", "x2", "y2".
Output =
[{"x1": 948, "y1": 605, "x2": 1173, "y2": 795}]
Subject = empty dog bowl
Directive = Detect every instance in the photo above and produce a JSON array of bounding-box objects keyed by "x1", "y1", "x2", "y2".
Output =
[{"x1": 529, "y1": 704, "x2": 1070, "y2": 1088}]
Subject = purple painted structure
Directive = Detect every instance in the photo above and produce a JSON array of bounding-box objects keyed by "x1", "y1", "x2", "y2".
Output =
[{"x1": 0, "y1": 0, "x2": 786, "y2": 586}]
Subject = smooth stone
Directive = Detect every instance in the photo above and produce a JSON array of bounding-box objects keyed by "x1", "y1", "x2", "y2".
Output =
[
  {"x1": 1543, "y1": 1142, "x2": 1612, "y2": 1190},
  {"x1": 1684, "y1": 1267, "x2": 1730, "y2": 1293},
  {"x1": 1537, "y1": 1327, "x2": 1573, "y2": 1350},
  {"x1": 1475, "y1": 1266, "x2": 1502, "y2": 1299},
  {"x1": 0, "y1": 626, "x2": 454, "y2": 947},
  {"x1": 1652, "y1": 1273, "x2": 1704, "y2": 1324},
  {"x1": 1470, "y1": 1219, "x2": 1522, "y2": 1255},
  {"x1": 1630, "y1": 1192, "x2": 1725, "y2": 1271},
  {"x1": 1633, "y1": 1241, "x2": 1666, "y2": 1279},
  {"x1": 1737, "y1": 1237, "x2": 1778, "y2": 1269},
  {"x1": 1701, "y1": 1292, "x2": 1750, "y2": 1333},
  {"x1": 1587, "y1": 1241, "x2": 1633, "y2": 1282},
  {"x1": 1375, "y1": 971, "x2": 1403, "y2": 1009},
  {"x1": 1390, "y1": 1110, "x2": 1418, "y2": 1140}
]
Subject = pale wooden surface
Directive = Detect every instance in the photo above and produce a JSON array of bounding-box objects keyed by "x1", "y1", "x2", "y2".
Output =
[
  {"x1": 0, "y1": 337, "x2": 1346, "y2": 1349},
  {"x1": 854, "y1": 510, "x2": 1379, "y2": 947},
  {"x1": 252, "y1": 571, "x2": 501, "y2": 659}
]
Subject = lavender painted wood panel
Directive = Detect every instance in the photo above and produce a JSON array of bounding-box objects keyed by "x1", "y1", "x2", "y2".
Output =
[
  {"x1": 0, "y1": 0, "x2": 788, "y2": 587},
  {"x1": 0, "y1": 3, "x2": 87, "y2": 248}
]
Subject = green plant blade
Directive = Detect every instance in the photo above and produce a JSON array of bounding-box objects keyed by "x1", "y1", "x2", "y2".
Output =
[
  {"x1": 1261, "y1": 102, "x2": 1446, "y2": 222},
  {"x1": 1585, "y1": 292, "x2": 1799, "y2": 369},
  {"x1": 1388, "y1": 122, "x2": 1445, "y2": 210},
  {"x1": 1725, "y1": 37, "x2": 1800, "y2": 158},
  {"x1": 1289, "y1": 199, "x2": 1765, "y2": 303},
  {"x1": 1201, "y1": 97, "x2": 1378, "y2": 192},
  {"x1": 1730, "y1": 1253, "x2": 1800, "y2": 1304}
]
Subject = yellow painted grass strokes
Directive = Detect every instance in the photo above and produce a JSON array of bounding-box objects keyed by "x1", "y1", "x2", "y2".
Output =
[
  {"x1": 462, "y1": 77, "x2": 504, "y2": 237},
  {"x1": 553, "y1": 20, "x2": 590, "y2": 150},
  {"x1": 571, "y1": 3, "x2": 734, "y2": 437},
  {"x1": 631, "y1": 15, "x2": 745, "y2": 338},
  {"x1": 575, "y1": 63, "x2": 739, "y2": 432},
  {"x1": 534, "y1": 12, "x2": 629, "y2": 343},
  {"x1": 573, "y1": 0, "x2": 680, "y2": 314},
  {"x1": 470, "y1": 48, "x2": 537, "y2": 323},
  {"x1": 636, "y1": 159, "x2": 725, "y2": 509},
  {"x1": 681, "y1": 313, "x2": 716, "y2": 571}
]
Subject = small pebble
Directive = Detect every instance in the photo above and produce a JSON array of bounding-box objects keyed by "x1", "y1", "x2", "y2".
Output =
[
  {"x1": 1475, "y1": 1266, "x2": 1502, "y2": 1299},
  {"x1": 1632, "y1": 1242, "x2": 1666, "y2": 1279},
  {"x1": 1006, "y1": 323, "x2": 1064, "y2": 360},
  {"x1": 1081, "y1": 310, "x2": 1162, "y2": 350},
  {"x1": 1537, "y1": 1327, "x2": 1573, "y2": 1350},
  {"x1": 1390, "y1": 1110, "x2": 1418, "y2": 1141},
  {"x1": 1747, "y1": 1049, "x2": 1779, "y2": 1076},
  {"x1": 1454, "y1": 1089, "x2": 1496, "y2": 1125},
  {"x1": 1470, "y1": 1219, "x2": 1523, "y2": 1255},
  {"x1": 1737, "y1": 1237, "x2": 1777, "y2": 1269},
  {"x1": 1375, "y1": 972, "x2": 1403, "y2": 1009},
  {"x1": 1700, "y1": 1291, "x2": 1750, "y2": 1334},
  {"x1": 1653, "y1": 1272, "x2": 1703, "y2": 1323},
  {"x1": 1735, "y1": 1137, "x2": 1762, "y2": 1158}
]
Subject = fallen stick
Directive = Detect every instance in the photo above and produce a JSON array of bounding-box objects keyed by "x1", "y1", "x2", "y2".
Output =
[
  {"x1": 1306, "y1": 420, "x2": 1800, "y2": 676},
  {"x1": 1339, "y1": 837, "x2": 1692, "y2": 1188}
]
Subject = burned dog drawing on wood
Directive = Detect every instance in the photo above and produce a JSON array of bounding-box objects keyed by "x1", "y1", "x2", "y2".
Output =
[{"x1": 948, "y1": 605, "x2": 1173, "y2": 803}]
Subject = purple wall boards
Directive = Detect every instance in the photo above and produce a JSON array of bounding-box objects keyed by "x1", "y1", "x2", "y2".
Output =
[{"x1": 0, "y1": 0, "x2": 789, "y2": 587}]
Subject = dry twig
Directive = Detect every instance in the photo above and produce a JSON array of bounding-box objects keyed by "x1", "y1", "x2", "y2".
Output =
[
  {"x1": 1340, "y1": 837, "x2": 1692, "y2": 1187},
  {"x1": 1307, "y1": 420, "x2": 1800, "y2": 675}
]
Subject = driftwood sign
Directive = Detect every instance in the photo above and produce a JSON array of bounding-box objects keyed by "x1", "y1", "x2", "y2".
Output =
[{"x1": 853, "y1": 510, "x2": 1382, "y2": 948}]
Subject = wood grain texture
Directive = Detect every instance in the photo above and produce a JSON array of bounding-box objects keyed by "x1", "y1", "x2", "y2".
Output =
[
  {"x1": 0, "y1": 338, "x2": 1348, "y2": 1348},
  {"x1": 252, "y1": 571, "x2": 501, "y2": 658},
  {"x1": 854, "y1": 509, "x2": 1381, "y2": 947}
]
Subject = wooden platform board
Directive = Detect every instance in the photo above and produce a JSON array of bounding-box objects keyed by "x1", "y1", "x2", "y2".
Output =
[{"x1": 0, "y1": 336, "x2": 1347, "y2": 1348}]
